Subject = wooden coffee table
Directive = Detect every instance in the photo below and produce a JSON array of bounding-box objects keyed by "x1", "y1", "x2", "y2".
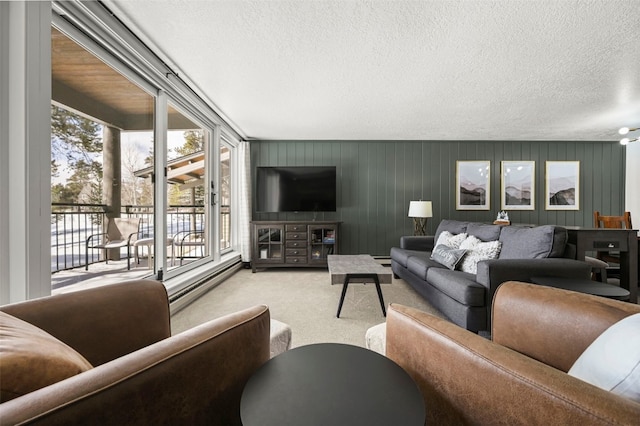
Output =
[{"x1": 328, "y1": 255, "x2": 392, "y2": 318}]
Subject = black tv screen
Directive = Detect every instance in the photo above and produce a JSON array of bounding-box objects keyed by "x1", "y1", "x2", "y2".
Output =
[{"x1": 256, "y1": 166, "x2": 337, "y2": 212}]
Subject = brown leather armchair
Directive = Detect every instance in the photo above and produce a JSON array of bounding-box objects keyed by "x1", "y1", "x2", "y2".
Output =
[
  {"x1": 386, "y1": 281, "x2": 640, "y2": 425},
  {"x1": 0, "y1": 280, "x2": 270, "y2": 425}
]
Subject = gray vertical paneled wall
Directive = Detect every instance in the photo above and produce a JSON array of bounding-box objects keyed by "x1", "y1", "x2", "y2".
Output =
[{"x1": 251, "y1": 141, "x2": 626, "y2": 256}]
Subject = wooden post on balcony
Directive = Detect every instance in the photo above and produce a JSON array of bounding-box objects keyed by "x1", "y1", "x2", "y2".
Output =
[{"x1": 103, "y1": 126, "x2": 122, "y2": 261}]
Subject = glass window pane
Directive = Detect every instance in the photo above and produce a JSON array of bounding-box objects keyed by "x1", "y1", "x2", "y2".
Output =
[{"x1": 220, "y1": 144, "x2": 231, "y2": 250}]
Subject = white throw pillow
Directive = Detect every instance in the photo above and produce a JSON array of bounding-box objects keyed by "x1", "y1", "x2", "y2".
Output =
[
  {"x1": 457, "y1": 236, "x2": 502, "y2": 274},
  {"x1": 434, "y1": 231, "x2": 468, "y2": 249},
  {"x1": 568, "y1": 313, "x2": 640, "y2": 402}
]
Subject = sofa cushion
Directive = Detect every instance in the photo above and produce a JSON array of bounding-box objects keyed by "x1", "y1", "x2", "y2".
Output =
[
  {"x1": 431, "y1": 245, "x2": 467, "y2": 270},
  {"x1": 0, "y1": 311, "x2": 93, "y2": 402},
  {"x1": 425, "y1": 268, "x2": 485, "y2": 306},
  {"x1": 458, "y1": 236, "x2": 502, "y2": 274},
  {"x1": 568, "y1": 313, "x2": 640, "y2": 402},
  {"x1": 434, "y1": 230, "x2": 468, "y2": 249},
  {"x1": 549, "y1": 226, "x2": 569, "y2": 258},
  {"x1": 390, "y1": 247, "x2": 429, "y2": 268},
  {"x1": 434, "y1": 220, "x2": 468, "y2": 243},
  {"x1": 407, "y1": 255, "x2": 446, "y2": 280},
  {"x1": 466, "y1": 223, "x2": 502, "y2": 242},
  {"x1": 498, "y1": 225, "x2": 558, "y2": 259}
]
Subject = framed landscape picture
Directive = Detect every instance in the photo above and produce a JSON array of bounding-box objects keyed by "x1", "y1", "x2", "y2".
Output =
[
  {"x1": 456, "y1": 160, "x2": 490, "y2": 210},
  {"x1": 501, "y1": 161, "x2": 535, "y2": 210},
  {"x1": 545, "y1": 161, "x2": 579, "y2": 210}
]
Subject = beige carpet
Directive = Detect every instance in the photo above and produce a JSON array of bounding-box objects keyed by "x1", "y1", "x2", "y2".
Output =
[{"x1": 171, "y1": 267, "x2": 446, "y2": 348}]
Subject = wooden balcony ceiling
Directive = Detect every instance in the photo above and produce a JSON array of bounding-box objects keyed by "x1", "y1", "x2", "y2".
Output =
[
  {"x1": 134, "y1": 151, "x2": 205, "y2": 189},
  {"x1": 51, "y1": 28, "x2": 196, "y2": 131}
]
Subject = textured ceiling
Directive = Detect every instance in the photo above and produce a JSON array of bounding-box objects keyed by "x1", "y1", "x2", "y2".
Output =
[{"x1": 102, "y1": 0, "x2": 640, "y2": 141}]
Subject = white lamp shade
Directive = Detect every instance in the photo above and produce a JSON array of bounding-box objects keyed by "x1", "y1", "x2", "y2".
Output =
[{"x1": 408, "y1": 201, "x2": 433, "y2": 218}]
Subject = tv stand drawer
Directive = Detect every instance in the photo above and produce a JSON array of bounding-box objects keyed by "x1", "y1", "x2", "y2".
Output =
[
  {"x1": 286, "y1": 256, "x2": 307, "y2": 265},
  {"x1": 286, "y1": 240, "x2": 305, "y2": 248},
  {"x1": 286, "y1": 232, "x2": 306, "y2": 240},
  {"x1": 286, "y1": 248, "x2": 307, "y2": 257},
  {"x1": 285, "y1": 224, "x2": 307, "y2": 232}
]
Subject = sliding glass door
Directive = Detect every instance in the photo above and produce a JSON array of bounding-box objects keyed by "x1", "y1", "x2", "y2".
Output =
[
  {"x1": 165, "y1": 103, "x2": 211, "y2": 270},
  {"x1": 50, "y1": 5, "x2": 240, "y2": 292}
]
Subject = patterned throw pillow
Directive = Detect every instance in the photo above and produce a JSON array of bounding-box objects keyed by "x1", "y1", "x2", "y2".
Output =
[
  {"x1": 431, "y1": 245, "x2": 467, "y2": 270},
  {"x1": 458, "y1": 235, "x2": 502, "y2": 274},
  {"x1": 434, "y1": 231, "x2": 468, "y2": 249}
]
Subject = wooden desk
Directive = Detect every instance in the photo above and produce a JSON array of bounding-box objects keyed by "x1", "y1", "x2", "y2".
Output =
[{"x1": 565, "y1": 227, "x2": 638, "y2": 304}]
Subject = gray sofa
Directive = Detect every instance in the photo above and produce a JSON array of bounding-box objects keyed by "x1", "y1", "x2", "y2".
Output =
[{"x1": 390, "y1": 220, "x2": 592, "y2": 333}]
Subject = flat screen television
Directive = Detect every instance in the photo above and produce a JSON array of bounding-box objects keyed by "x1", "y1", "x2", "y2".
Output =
[{"x1": 256, "y1": 166, "x2": 337, "y2": 212}]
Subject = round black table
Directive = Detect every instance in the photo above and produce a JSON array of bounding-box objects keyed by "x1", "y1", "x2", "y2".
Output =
[
  {"x1": 531, "y1": 276, "x2": 630, "y2": 300},
  {"x1": 240, "y1": 343, "x2": 425, "y2": 426}
]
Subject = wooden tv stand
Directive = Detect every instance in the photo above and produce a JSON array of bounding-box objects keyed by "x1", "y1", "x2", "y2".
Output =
[{"x1": 251, "y1": 221, "x2": 340, "y2": 272}]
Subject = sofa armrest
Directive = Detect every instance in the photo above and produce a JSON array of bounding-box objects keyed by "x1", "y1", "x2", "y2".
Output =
[
  {"x1": 476, "y1": 258, "x2": 592, "y2": 290},
  {"x1": 476, "y1": 257, "x2": 590, "y2": 298},
  {"x1": 0, "y1": 280, "x2": 170, "y2": 366},
  {"x1": 0, "y1": 305, "x2": 270, "y2": 426},
  {"x1": 492, "y1": 281, "x2": 640, "y2": 372},
  {"x1": 385, "y1": 303, "x2": 640, "y2": 425},
  {"x1": 400, "y1": 235, "x2": 434, "y2": 251}
]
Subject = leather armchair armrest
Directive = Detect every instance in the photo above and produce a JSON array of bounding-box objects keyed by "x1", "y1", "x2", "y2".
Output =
[
  {"x1": 386, "y1": 303, "x2": 640, "y2": 425},
  {"x1": 0, "y1": 305, "x2": 270, "y2": 426},
  {"x1": 492, "y1": 281, "x2": 640, "y2": 372},
  {"x1": 0, "y1": 280, "x2": 170, "y2": 366},
  {"x1": 400, "y1": 236, "x2": 434, "y2": 251}
]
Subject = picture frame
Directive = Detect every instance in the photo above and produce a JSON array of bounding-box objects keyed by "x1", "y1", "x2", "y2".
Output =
[
  {"x1": 500, "y1": 161, "x2": 535, "y2": 210},
  {"x1": 545, "y1": 161, "x2": 580, "y2": 210},
  {"x1": 456, "y1": 160, "x2": 490, "y2": 210}
]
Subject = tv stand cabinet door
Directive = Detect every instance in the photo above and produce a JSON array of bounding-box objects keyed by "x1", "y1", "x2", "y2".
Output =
[
  {"x1": 251, "y1": 223, "x2": 285, "y2": 272},
  {"x1": 308, "y1": 224, "x2": 338, "y2": 265}
]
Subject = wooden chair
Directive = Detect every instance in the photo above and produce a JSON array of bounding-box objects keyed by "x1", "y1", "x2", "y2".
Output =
[
  {"x1": 85, "y1": 217, "x2": 141, "y2": 270},
  {"x1": 594, "y1": 211, "x2": 632, "y2": 230}
]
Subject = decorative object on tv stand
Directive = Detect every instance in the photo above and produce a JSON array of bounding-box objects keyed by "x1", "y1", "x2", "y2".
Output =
[
  {"x1": 619, "y1": 126, "x2": 639, "y2": 145},
  {"x1": 408, "y1": 201, "x2": 433, "y2": 236}
]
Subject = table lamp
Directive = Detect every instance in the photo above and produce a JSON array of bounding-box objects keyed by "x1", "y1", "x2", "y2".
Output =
[{"x1": 408, "y1": 201, "x2": 433, "y2": 236}]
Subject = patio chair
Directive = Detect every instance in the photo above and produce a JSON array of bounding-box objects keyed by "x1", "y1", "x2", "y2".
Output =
[
  {"x1": 85, "y1": 217, "x2": 141, "y2": 270},
  {"x1": 173, "y1": 230, "x2": 206, "y2": 266},
  {"x1": 133, "y1": 236, "x2": 176, "y2": 268}
]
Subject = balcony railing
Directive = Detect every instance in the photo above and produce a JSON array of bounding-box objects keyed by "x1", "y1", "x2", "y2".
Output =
[{"x1": 50, "y1": 203, "x2": 228, "y2": 273}]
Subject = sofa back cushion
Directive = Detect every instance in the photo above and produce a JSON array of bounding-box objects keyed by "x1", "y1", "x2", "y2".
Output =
[
  {"x1": 498, "y1": 225, "x2": 566, "y2": 259},
  {"x1": 549, "y1": 226, "x2": 569, "y2": 257},
  {"x1": 0, "y1": 311, "x2": 93, "y2": 402},
  {"x1": 466, "y1": 223, "x2": 502, "y2": 242},
  {"x1": 458, "y1": 236, "x2": 502, "y2": 274},
  {"x1": 434, "y1": 220, "x2": 468, "y2": 244}
]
